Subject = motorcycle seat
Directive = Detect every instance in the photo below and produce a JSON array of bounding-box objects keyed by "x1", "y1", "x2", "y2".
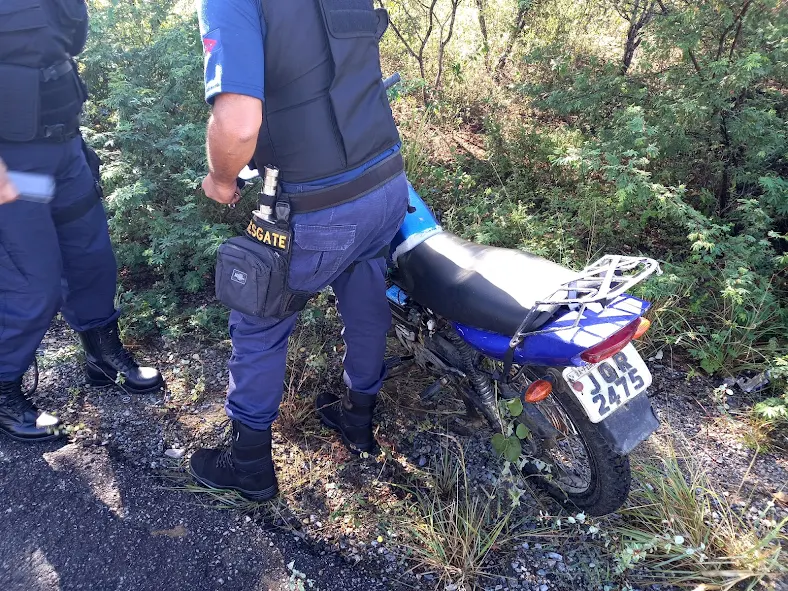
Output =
[{"x1": 394, "y1": 231, "x2": 580, "y2": 336}]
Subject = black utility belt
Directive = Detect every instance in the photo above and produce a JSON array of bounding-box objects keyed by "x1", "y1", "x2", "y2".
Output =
[
  {"x1": 215, "y1": 214, "x2": 310, "y2": 319},
  {"x1": 282, "y1": 151, "x2": 404, "y2": 213}
]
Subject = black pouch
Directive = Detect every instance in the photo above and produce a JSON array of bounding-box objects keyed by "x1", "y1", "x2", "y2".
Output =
[
  {"x1": 215, "y1": 215, "x2": 313, "y2": 319},
  {"x1": 0, "y1": 64, "x2": 40, "y2": 142}
]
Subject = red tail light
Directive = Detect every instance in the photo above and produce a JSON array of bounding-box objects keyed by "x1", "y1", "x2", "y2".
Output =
[{"x1": 580, "y1": 318, "x2": 644, "y2": 364}]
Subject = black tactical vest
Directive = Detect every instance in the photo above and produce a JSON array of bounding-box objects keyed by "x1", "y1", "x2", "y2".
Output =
[
  {"x1": 254, "y1": 0, "x2": 401, "y2": 183},
  {"x1": 0, "y1": 0, "x2": 89, "y2": 142}
]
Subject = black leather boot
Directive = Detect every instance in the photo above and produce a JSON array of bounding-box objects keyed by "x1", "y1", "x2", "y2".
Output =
[
  {"x1": 0, "y1": 378, "x2": 63, "y2": 442},
  {"x1": 316, "y1": 389, "x2": 377, "y2": 454},
  {"x1": 189, "y1": 420, "x2": 278, "y2": 502},
  {"x1": 78, "y1": 320, "x2": 163, "y2": 394}
]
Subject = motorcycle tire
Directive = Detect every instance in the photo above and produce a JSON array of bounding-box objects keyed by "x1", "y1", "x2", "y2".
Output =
[{"x1": 519, "y1": 381, "x2": 631, "y2": 517}]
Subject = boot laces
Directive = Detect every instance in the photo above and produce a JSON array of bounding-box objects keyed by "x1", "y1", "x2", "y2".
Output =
[
  {"x1": 216, "y1": 447, "x2": 234, "y2": 469},
  {"x1": 0, "y1": 380, "x2": 37, "y2": 415},
  {"x1": 100, "y1": 327, "x2": 140, "y2": 372}
]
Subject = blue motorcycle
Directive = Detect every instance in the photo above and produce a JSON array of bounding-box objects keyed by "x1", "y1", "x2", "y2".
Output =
[
  {"x1": 372, "y1": 72, "x2": 662, "y2": 516},
  {"x1": 384, "y1": 181, "x2": 661, "y2": 516}
]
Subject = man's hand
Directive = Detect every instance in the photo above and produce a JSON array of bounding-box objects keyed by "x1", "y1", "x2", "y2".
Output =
[
  {"x1": 0, "y1": 158, "x2": 19, "y2": 205},
  {"x1": 202, "y1": 173, "x2": 240, "y2": 206},
  {"x1": 202, "y1": 92, "x2": 262, "y2": 207}
]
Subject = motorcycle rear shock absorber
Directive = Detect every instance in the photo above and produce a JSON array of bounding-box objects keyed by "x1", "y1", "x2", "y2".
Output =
[{"x1": 446, "y1": 329, "x2": 500, "y2": 428}]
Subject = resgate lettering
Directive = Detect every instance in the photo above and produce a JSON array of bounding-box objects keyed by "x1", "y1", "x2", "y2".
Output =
[{"x1": 246, "y1": 220, "x2": 289, "y2": 251}]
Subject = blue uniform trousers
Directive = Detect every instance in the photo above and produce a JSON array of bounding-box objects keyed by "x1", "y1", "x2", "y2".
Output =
[
  {"x1": 0, "y1": 137, "x2": 119, "y2": 381},
  {"x1": 226, "y1": 172, "x2": 409, "y2": 430}
]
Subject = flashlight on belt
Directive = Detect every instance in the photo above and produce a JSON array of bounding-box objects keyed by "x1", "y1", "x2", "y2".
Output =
[{"x1": 254, "y1": 165, "x2": 279, "y2": 224}]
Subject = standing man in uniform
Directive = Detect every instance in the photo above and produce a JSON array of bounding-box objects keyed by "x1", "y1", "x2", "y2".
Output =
[
  {"x1": 190, "y1": 0, "x2": 408, "y2": 500},
  {"x1": 0, "y1": 0, "x2": 164, "y2": 442}
]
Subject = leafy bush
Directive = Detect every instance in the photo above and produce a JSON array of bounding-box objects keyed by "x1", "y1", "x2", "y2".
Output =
[
  {"x1": 80, "y1": 0, "x2": 245, "y2": 338},
  {"x1": 483, "y1": 0, "x2": 788, "y2": 376}
]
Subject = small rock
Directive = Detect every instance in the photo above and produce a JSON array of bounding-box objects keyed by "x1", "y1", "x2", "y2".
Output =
[
  {"x1": 418, "y1": 456, "x2": 427, "y2": 467},
  {"x1": 539, "y1": 585, "x2": 548, "y2": 591},
  {"x1": 546, "y1": 552, "x2": 563, "y2": 562},
  {"x1": 164, "y1": 448, "x2": 185, "y2": 459}
]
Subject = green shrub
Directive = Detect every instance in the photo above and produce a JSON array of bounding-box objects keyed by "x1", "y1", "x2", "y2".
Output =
[{"x1": 80, "y1": 1, "x2": 245, "y2": 338}]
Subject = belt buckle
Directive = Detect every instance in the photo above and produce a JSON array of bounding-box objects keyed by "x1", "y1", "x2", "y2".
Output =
[{"x1": 43, "y1": 124, "x2": 66, "y2": 142}]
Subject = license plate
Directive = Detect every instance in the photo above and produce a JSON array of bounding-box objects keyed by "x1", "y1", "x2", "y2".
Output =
[{"x1": 562, "y1": 343, "x2": 652, "y2": 423}]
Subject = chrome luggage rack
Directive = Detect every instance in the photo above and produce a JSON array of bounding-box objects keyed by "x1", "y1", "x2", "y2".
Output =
[{"x1": 507, "y1": 255, "x2": 662, "y2": 349}]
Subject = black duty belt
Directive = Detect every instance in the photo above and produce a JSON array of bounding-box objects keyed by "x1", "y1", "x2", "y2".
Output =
[
  {"x1": 39, "y1": 115, "x2": 81, "y2": 142},
  {"x1": 282, "y1": 151, "x2": 404, "y2": 214},
  {"x1": 40, "y1": 60, "x2": 73, "y2": 82}
]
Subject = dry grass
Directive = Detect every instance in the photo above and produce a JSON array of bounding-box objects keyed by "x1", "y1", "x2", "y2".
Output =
[
  {"x1": 612, "y1": 436, "x2": 788, "y2": 590},
  {"x1": 391, "y1": 435, "x2": 540, "y2": 590}
]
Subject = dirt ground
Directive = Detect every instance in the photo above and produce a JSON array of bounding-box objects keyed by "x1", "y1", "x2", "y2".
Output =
[{"x1": 2, "y1": 316, "x2": 786, "y2": 591}]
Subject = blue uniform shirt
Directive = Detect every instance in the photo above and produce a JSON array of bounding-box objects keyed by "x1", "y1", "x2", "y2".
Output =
[{"x1": 197, "y1": 0, "x2": 401, "y2": 193}]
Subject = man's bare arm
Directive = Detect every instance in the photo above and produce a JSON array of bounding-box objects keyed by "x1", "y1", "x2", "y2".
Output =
[{"x1": 202, "y1": 92, "x2": 263, "y2": 205}]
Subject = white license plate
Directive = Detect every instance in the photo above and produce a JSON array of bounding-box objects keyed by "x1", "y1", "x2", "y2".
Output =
[{"x1": 562, "y1": 343, "x2": 652, "y2": 423}]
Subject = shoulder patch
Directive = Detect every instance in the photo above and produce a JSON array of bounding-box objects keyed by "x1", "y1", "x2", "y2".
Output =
[{"x1": 202, "y1": 29, "x2": 221, "y2": 54}]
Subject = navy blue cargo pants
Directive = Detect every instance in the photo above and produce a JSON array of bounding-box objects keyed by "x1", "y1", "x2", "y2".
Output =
[
  {"x1": 0, "y1": 137, "x2": 119, "y2": 381},
  {"x1": 225, "y1": 172, "x2": 409, "y2": 430}
]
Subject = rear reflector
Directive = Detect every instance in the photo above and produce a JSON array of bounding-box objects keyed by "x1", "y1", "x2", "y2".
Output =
[
  {"x1": 580, "y1": 319, "x2": 641, "y2": 364},
  {"x1": 525, "y1": 379, "x2": 553, "y2": 403}
]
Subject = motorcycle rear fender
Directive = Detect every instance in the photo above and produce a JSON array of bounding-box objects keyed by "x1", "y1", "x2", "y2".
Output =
[
  {"x1": 593, "y1": 391, "x2": 660, "y2": 455},
  {"x1": 453, "y1": 293, "x2": 650, "y2": 367}
]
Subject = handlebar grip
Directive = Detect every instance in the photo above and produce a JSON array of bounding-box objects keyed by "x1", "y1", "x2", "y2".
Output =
[{"x1": 383, "y1": 72, "x2": 401, "y2": 90}]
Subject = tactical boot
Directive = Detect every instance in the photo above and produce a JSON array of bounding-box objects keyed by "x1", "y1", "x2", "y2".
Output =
[
  {"x1": 78, "y1": 320, "x2": 163, "y2": 394},
  {"x1": 316, "y1": 389, "x2": 377, "y2": 454},
  {"x1": 0, "y1": 378, "x2": 63, "y2": 442},
  {"x1": 189, "y1": 420, "x2": 278, "y2": 501}
]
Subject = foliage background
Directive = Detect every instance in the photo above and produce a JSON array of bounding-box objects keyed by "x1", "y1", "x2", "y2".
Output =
[{"x1": 79, "y1": 0, "x2": 787, "y2": 424}]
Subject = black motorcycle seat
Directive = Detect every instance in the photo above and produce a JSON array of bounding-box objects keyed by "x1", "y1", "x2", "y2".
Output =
[{"x1": 395, "y1": 232, "x2": 580, "y2": 336}]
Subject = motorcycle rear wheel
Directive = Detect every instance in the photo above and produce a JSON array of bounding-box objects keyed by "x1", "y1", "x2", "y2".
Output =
[{"x1": 519, "y1": 381, "x2": 631, "y2": 516}]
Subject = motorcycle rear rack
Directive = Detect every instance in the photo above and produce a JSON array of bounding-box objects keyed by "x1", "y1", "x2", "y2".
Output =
[{"x1": 507, "y1": 255, "x2": 662, "y2": 349}]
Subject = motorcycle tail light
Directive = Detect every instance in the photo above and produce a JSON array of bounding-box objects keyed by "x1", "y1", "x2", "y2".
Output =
[
  {"x1": 525, "y1": 379, "x2": 552, "y2": 403},
  {"x1": 580, "y1": 319, "x2": 640, "y2": 364},
  {"x1": 633, "y1": 317, "x2": 651, "y2": 340}
]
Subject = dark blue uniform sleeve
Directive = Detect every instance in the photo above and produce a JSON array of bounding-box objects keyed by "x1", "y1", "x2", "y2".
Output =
[{"x1": 197, "y1": 0, "x2": 266, "y2": 105}]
